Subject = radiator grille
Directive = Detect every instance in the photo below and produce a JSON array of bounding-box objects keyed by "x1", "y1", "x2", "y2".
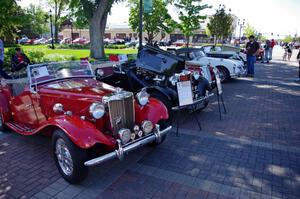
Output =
[{"x1": 108, "y1": 93, "x2": 135, "y2": 134}]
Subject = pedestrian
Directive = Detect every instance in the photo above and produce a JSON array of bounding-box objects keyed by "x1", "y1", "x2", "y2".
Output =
[
  {"x1": 283, "y1": 44, "x2": 288, "y2": 61},
  {"x1": 11, "y1": 47, "x2": 30, "y2": 72},
  {"x1": 269, "y1": 39, "x2": 275, "y2": 60},
  {"x1": 296, "y1": 49, "x2": 300, "y2": 82},
  {"x1": 0, "y1": 38, "x2": 12, "y2": 79},
  {"x1": 246, "y1": 35, "x2": 260, "y2": 77},
  {"x1": 261, "y1": 40, "x2": 270, "y2": 63},
  {"x1": 287, "y1": 44, "x2": 292, "y2": 61}
]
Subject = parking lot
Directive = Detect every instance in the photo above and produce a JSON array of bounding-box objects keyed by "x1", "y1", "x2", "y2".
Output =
[{"x1": 0, "y1": 47, "x2": 300, "y2": 199}]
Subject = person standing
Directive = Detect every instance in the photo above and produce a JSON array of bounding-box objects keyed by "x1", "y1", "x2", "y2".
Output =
[
  {"x1": 296, "y1": 49, "x2": 300, "y2": 82},
  {"x1": 246, "y1": 35, "x2": 260, "y2": 77},
  {"x1": 262, "y1": 40, "x2": 270, "y2": 63},
  {"x1": 287, "y1": 44, "x2": 293, "y2": 61},
  {"x1": 269, "y1": 39, "x2": 275, "y2": 60},
  {"x1": 0, "y1": 39, "x2": 12, "y2": 79}
]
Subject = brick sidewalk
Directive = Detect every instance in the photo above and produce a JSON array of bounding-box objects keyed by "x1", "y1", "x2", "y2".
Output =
[{"x1": 0, "y1": 57, "x2": 299, "y2": 199}]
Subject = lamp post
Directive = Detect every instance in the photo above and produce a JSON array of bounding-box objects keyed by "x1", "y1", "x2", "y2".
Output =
[
  {"x1": 138, "y1": 0, "x2": 143, "y2": 51},
  {"x1": 49, "y1": 9, "x2": 54, "y2": 49},
  {"x1": 237, "y1": 18, "x2": 245, "y2": 40}
]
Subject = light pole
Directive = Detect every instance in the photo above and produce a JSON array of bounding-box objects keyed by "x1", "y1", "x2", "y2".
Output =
[
  {"x1": 138, "y1": 0, "x2": 143, "y2": 51},
  {"x1": 238, "y1": 18, "x2": 245, "y2": 40},
  {"x1": 49, "y1": 9, "x2": 54, "y2": 49}
]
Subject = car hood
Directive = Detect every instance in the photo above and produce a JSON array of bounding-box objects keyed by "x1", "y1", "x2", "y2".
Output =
[{"x1": 38, "y1": 78, "x2": 118, "y2": 102}]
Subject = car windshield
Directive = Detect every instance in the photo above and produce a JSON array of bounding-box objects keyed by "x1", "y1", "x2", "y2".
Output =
[
  {"x1": 28, "y1": 61, "x2": 93, "y2": 85},
  {"x1": 193, "y1": 50, "x2": 206, "y2": 59}
]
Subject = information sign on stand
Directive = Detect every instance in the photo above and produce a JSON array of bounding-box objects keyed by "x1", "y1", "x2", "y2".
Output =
[{"x1": 177, "y1": 81, "x2": 193, "y2": 106}]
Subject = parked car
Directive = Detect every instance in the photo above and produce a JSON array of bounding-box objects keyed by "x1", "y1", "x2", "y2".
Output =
[
  {"x1": 33, "y1": 38, "x2": 47, "y2": 44},
  {"x1": 174, "y1": 48, "x2": 246, "y2": 82},
  {"x1": 73, "y1": 38, "x2": 90, "y2": 45},
  {"x1": 200, "y1": 45, "x2": 247, "y2": 64},
  {"x1": 60, "y1": 38, "x2": 72, "y2": 44},
  {"x1": 173, "y1": 40, "x2": 186, "y2": 47},
  {"x1": 0, "y1": 61, "x2": 171, "y2": 184},
  {"x1": 45, "y1": 38, "x2": 61, "y2": 44},
  {"x1": 96, "y1": 45, "x2": 212, "y2": 113},
  {"x1": 18, "y1": 37, "x2": 29, "y2": 44}
]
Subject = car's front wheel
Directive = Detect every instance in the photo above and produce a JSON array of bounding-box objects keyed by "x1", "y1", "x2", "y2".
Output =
[
  {"x1": 216, "y1": 66, "x2": 230, "y2": 83},
  {"x1": 52, "y1": 130, "x2": 88, "y2": 184}
]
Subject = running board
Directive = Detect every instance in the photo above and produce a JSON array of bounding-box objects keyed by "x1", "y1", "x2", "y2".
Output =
[{"x1": 6, "y1": 121, "x2": 36, "y2": 134}]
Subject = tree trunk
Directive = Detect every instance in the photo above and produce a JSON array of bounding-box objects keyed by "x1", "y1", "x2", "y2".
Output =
[{"x1": 88, "y1": 0, "x2": 110, "y2": 59}]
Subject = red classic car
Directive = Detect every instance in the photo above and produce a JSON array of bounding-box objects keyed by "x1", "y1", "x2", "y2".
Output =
[{"x1": 0, "y1": 61, "x2": 171, "y2": 184}]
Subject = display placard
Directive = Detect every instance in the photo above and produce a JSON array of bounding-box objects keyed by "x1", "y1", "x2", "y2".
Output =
[
  {"x1": 177, "y1": 81, "x2": 193, "y2": 106},
  {"x1": 213, "y1": 68, "x2": 222, "y2": 95}
]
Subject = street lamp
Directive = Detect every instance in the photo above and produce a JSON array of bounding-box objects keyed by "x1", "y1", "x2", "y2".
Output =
[
  {"x1": 49, "y1": 9, "x2": 54, "y2": 49},
  {"x1": 237, "y1": 18, "x2": 245, "y2": 40}
]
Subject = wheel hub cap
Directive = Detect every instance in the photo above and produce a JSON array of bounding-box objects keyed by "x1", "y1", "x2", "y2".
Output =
[{"x1": 55, "y1": 138, "x2": 73, "y2": 176}]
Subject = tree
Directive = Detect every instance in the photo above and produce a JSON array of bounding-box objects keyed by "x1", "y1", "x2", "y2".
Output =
[
  {"x1": 18, "y1": 4, "x2": 49, "y2": 38},
  {"x1": 47, "y1": 0, "x2": 70, "y2": 43},
  {"x1": 128, "y1": 0, "x2": 176, "y2": 44},
  {"x1": 243, "y1": 23, "x2": 256, "y2": 38},
  {"x1": 70, "y1": 0, "x2": 115, "y2": 59},
  {"x1": 207, "y1": 5, "x2": 233, "y2": 43},
  {"x1": 174, "y1": 0, "x2": 211, "y2": 46},
  {"x1": 0, "y1": 0, "x2": 22, "y2": 42}
]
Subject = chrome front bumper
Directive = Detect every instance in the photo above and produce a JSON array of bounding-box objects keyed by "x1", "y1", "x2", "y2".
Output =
[{"x1": 84, "y1": 125, "x2": 172, "y2": 167}]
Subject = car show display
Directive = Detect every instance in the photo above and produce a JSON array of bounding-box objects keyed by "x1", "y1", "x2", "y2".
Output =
[
  {"x1": 0, "y1": 61, "x2": 172, "y2": 184},
  {"x1": 96, "y1": 45, "x2": 213, "y2": 114}
]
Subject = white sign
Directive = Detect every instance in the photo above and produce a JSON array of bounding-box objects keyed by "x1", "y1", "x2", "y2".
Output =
[
  {"x1": 177, "y1": 81, "x2": 193, "y2": 106},
  {"x1": 213, "y1": 68, "x2": 222, "y2": 95},
  {"x1": 32, "y1": 66, "x2": 49, "y2": 79}
]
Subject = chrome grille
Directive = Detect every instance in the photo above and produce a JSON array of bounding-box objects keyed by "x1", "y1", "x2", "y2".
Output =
[{"x1": 108, "y1": 92, "x2": 135, "y2": 134}]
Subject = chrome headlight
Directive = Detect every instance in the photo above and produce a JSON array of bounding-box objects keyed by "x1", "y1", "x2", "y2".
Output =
[
  {"x1": 141, "y1": 120, "x2": 154, "y2": 135},
  {"x1": 136, "y1": 89, "x2": 149, "y2": 106},
  {"x1": 89, "y1": 102, "x2": 105, "y2": 119},
  {"x1": 192, "y1": 71, "x2": 200, "y2": 80},
  {"x1": 118, "y1": 128, "x2": 131, "y2": 144},
  {"x1": 169, "y1": 75, "x2": 177, "y2": 86}
]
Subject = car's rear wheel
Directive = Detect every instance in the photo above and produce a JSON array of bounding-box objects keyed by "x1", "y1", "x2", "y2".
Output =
[
  {"x1": 52, "y1": 130, "x2": 88, "y2": 184},
  {"x1": 216, "y1": 66, "x2": 230, "y2": 83}
]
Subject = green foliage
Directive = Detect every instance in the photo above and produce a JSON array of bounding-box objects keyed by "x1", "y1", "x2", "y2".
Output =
[
  {"x1": 282, "y1": 35, "x2": 293, "y2": 43},
  {"x1": 207, "y1": 5, "x2": 233, "y2": 41},
  {"x1": 18, "y1": 4, "x2": 49, "y2": 38},
  {"x1": 3, "y1": 48, "x2": 16, "y2": 70},
  {"x1": 129, "y1": 0, "x2": 176, "y2": 44},
  {"x1": 43, "y1": 54, "x2": 77, "y2": 62},
  {"x1": 243, "y1": 23, "x2": 256, "y2": 38},
  {"x1": 0, "y1": 0, "x2": 23, "y2": 42},
  {"x1": 26, "y1": 50, "x2": 45, "y2": 64},
  {"x1": 174, "y1": 0, "x2": 211, "y2": 46},
  {"x1": 105, "y1": 44, "x2": 126, "y2": 49},
  {"x1": 57, "y1": 44, "x2": 90, "y2": 49}
]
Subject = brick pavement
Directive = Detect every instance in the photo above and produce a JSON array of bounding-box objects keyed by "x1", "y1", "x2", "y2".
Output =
[{"x1": 0, "y1": 47, "x2": 299, "y2": 198}]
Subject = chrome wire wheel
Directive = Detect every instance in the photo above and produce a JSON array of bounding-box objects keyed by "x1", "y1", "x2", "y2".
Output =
[{"x1": 55, "y1": 138, "x2": 74, "y2": 176}]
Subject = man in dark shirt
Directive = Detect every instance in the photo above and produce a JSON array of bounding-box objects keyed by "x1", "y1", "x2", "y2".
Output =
[
  {"x1": 246, "y1": 35, "x2": 260, "y2": 77},
  {"x1": 11, "y1": 47, "x2": 30, "y2": 72}
]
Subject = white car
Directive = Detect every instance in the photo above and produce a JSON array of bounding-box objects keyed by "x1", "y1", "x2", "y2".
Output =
[{"x1": 175, "y1": 48, "x2": 246, "y2": 82}]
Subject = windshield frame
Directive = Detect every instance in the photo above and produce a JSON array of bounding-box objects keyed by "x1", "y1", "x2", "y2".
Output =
[{"x1": 27, "y1": 61, "x2": 94, "y2": 88}]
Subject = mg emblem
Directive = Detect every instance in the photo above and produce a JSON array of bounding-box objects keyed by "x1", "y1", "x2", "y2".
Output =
[{"x1": 114, "y1": 116, "x2": 122, "y2": 125}]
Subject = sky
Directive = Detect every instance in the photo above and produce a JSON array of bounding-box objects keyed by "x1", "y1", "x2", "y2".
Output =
[{"x1": 18, "y1": 0, "x2": 300, "y2": 39}]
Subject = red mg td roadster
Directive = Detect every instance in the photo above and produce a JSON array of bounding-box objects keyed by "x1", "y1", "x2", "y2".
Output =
[{"x1": 0, "y1": 61, "x2": 171, "y2": 184}]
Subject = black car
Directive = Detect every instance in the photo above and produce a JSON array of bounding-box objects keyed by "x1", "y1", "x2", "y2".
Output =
[{"x1": 95, "y1": 45, "x2": 212, "y2": 114}]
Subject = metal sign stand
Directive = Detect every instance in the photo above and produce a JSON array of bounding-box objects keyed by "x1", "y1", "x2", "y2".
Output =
[
  {"x1": 214, "y1": 70, "x2": 227, "y2": 120},
  {"x1": 173, "y1": 105, "x2": 202, "y2": 137}
]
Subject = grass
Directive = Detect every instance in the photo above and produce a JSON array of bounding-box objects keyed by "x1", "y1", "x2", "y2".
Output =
[{"x1": 6, "y1": 45, "x2": 138, "y2": 59}]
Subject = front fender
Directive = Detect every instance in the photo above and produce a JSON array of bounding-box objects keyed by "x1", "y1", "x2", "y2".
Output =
[
  {"x1": 47, "y1": 115, "x2": 116, "y2": 149},
  {"x1": 135, "y1": 97, "x2": 169, "y2": 125}
]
